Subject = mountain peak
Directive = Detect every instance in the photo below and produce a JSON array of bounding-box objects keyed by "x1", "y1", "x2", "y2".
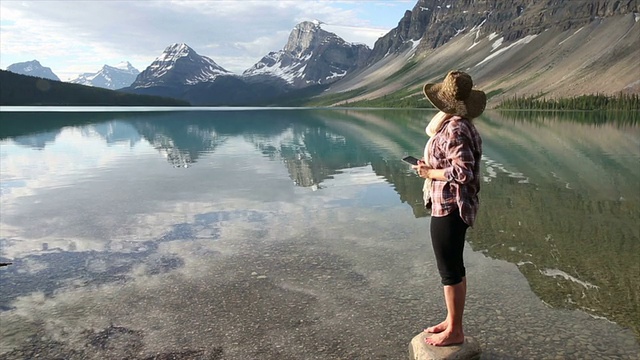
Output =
[
  {"x1": 113, "y1": 61, "x2": 135, "y2": 70},
  {"x1": 70, "y1": 62, "x2": 140, "y2": 89},
  {"x1": 244, "y1": 21, "x2": 370, "y2": 88},
  {"x1": 131, "y1": 43, "x2": 231, "y2": 88},
  {"x1": 158, "y1": 43, "x2": 195, "y2": 62},
  {"x1": 101, "y1": 61, "x2": 138, "y2": 74},
  {"x1": 7, "y1": 60, "x2": 60, "y2": 81},
  {"x1": 295, "y1": 20, "x2": 323, "y2": 31},
  {"x1": 165, "y1": 43, "x2": 192, "y2": 52},
  {"x1": 284, "y1": 21, "x2": 343, "y2": 57}
]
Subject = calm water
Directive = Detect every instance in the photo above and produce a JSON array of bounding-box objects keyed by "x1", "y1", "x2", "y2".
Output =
[{"x1": 0, "y1": 108, "x2": 638, "y2": 359}]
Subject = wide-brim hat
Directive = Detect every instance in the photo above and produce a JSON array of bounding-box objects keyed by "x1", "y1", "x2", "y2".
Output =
[{"x1": 423, "y1": 70, "x2": 486, "y2": 119}]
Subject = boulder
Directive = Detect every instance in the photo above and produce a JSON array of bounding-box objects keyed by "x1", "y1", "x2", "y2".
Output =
[{"x1": 408, "y1": 332, "x2": 481, "y2": 360}]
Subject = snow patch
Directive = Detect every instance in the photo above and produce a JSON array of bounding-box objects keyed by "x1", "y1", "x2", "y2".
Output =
[
  {"x1": 467, "y1": 28, "x2": 484, "y2": 51},
  {"x1": 470, "y1": 18, "x2": 487, "y2": 32},
  {"x1": 559, "y1": 27, "x2": 583, "y2": 45},
  {"x1": 491, "y1": 37, "x2": 504, "y2": 51},
  {"x1": 467, "y1": 42, "x2": 478, "y2": 51},
  {"x1": 326, "y1": 70, "x2": 346, "y2": 80},
  {"x1": 409, "y1": 38, "x2": 422, "y2": 51},
  {"x1": 246, "y1": 52, "x2": 311, "y2": 85},
  {"x1": 475, "y1": 34, "x2": 538, "y2": 67}
]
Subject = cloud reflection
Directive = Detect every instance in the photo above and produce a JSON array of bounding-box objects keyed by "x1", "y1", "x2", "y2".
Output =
[{"x1": 2, "y1": 109, "x2": 639, "y2": 349}]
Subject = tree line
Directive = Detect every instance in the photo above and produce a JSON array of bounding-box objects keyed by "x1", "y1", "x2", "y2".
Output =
[
  {"x1": 498, "y1": 92, "x2": 639, "y2": 111},
  {"x1": 0, "y1": 70, "x2": 189, "y2": 106}
]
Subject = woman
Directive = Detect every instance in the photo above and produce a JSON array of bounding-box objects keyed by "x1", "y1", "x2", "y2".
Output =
[{"x1": 412, "y1": 70, "x2": 485, "y2": 346}]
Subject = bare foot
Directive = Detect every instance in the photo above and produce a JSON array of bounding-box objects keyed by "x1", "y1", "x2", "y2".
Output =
[
  {"x1": 425, "y1": 330, "x2": 464, "y2": 346},
  {"x1": 424, "y1": 320, "x2": 448, "y2": 333}
]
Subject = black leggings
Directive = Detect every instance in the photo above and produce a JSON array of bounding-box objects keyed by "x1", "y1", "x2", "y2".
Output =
[{"x1": 430, "y1": 211, "x2": 469, "y2": 286}]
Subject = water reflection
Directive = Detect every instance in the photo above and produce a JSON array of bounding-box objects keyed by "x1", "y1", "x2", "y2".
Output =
[
  {"x1": 0, "y1": 108, "x2": 638, "y2": 358},
  {"x1": 472, "y1": 111, "x2": 640, "y2": 337}
]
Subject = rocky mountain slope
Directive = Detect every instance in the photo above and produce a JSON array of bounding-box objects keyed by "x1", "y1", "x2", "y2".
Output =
[
  {"x1": 324, "y1": 0, "x2": 640, "y2": 107},
  {"x1": 70, "y1": 62, "x2": 140, "y2": 90},
  {"x1": 6, "y1": 60, "x2": 60, "y2": 81},
  {"x1": 131, "y1": 43, "x2": 232, "y2": 89},
  {"x1": 244, "y1": 21, "x2": 370, "y2": 89}
]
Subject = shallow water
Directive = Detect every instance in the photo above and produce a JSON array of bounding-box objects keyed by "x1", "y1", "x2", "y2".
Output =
[{"x1": 0, "y1": 108, "x2": 638, "y2": 359}]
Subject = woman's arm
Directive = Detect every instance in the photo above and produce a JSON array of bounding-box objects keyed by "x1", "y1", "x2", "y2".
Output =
[
  {"x1": 413, "y1": 165, "x2": 447, "y2": 181},
  {"x1": 412, "y1": 127, "x2": 475, "y2": 182}
]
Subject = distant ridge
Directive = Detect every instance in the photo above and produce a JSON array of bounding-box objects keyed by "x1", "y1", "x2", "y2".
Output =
[{"x1": 0, "y1": 70, "x2": 189, "y2": 106}]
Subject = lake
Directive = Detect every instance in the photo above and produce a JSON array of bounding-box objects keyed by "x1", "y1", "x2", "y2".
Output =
[{"x1": 0, "y1": 108, "x2": 638, "y2": 359}]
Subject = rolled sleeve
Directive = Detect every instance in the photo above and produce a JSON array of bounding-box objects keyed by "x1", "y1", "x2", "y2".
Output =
[{"x1": 444, "y1": 133, "x2": 475, "y2": 184}]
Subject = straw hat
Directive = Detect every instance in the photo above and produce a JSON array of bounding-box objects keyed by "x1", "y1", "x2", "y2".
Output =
[{"x1": 423, "y1": 71, "x2": 486, "y2": 119}]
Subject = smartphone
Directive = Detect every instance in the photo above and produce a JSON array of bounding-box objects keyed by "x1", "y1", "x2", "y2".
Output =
[{"x1": 402, "y1": 155, "x2": 420, "y2": 166}]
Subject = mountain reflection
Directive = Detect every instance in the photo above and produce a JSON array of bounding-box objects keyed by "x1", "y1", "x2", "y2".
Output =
[
  {"x1": 1, "y1": 108, "x2": 638, "y2": 337},
  {"x1": 0, "y1": 110, "x2": 427, "y2": 215},
  {"x1": 473, "y1": 111, "x2": 639, "y2": 337}
]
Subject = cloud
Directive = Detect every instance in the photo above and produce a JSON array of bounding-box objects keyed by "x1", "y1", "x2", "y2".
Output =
[
  {"x1": 0, "y1": 1, "x2": 406, "y2": 79},
  {"x1": 321, "y1": 24, "x2": 389, "y2": 46}
]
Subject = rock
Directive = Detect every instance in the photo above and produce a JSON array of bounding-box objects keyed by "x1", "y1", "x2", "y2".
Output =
[{"x1": 408, "y1": 332, "x2": 481, "y2": 360}]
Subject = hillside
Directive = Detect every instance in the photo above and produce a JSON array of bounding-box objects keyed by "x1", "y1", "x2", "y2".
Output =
[
  {"x1": 319, "y1": 0, "x2": 640, "y2": 108},
  {"x1": 0, "y1": 70, "x2": 189, "y2": 106}
]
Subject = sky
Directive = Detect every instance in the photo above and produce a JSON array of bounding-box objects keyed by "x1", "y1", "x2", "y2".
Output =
[{"x1": 0, "y1": 0, "x2": 415, "y2": 81}]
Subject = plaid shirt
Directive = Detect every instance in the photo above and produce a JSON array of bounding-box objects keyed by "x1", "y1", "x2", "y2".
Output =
[{"x1": 427, "y1": 116, "x2": 482, "y2": 226}]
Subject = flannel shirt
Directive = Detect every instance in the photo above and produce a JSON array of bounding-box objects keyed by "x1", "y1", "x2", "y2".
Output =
[{"x1": 426, "y1": 116, "x2": 482, "y2": 227}]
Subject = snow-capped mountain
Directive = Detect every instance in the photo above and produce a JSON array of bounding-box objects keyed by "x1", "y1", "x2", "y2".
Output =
[
  {"x1": 130, "y1": 43, "x2": 232, "y2": 89},
  {"x1": 243, "y1": 21, "x2": 371, "y2": 88},
  {"x1": 70, "y1": 62, "x2": 140, "y2": 90},
  {"x1": 125, "y1": 24, "x2": 371, "y2": 105},
  {"x1": 7, "y1": 60, "x2": 60, "y2": 81}
]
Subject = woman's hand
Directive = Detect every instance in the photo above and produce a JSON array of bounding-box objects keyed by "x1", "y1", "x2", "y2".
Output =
[
  {"x1": 412, "y1": 161, "x2": 447, "y2": 180},
  {"x1": 412, "y1": 162, "x2": 430, "y2": 179}
]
